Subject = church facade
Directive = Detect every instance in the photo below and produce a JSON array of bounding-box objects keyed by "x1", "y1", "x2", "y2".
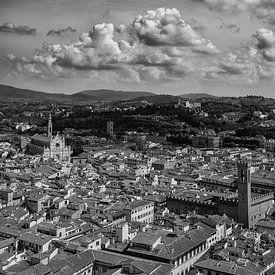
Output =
[{"x1": 28, "y1": 113, "x2": 71, "y2": 162}]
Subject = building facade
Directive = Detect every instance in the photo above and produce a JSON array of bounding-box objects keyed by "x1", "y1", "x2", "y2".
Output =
[
  {"x1": 28, "y1": 113, "x2": 71, "y2": 162},
  {"x1": 106, "y1": 121, "x2": 114, "y2": 138},
  {"x1": 123, "y1": 200, "x2": 154, "y2": 223},
  {"x1": 167, "y1": 161, "x2": 274, "y2": 229},
  {"x1": 192, "y1": 135, "x2": 220, "y2": 148},
  {"x1": 238, "y1": 161, "x2": 274, "y2": 228}
]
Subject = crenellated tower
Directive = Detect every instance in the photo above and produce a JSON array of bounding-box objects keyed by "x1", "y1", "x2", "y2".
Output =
[{"x1": 237, "y1": 160, "x2": 252, "y2": 228}]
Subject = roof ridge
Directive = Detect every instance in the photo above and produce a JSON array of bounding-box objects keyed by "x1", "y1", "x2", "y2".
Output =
[{"x1": 164, "y1": 243, "x2": 173, "y2": 259}]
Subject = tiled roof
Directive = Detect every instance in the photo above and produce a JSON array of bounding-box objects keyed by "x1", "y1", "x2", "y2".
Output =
[
  {"x1": 257, "y1": 220, "x2": 275, "y2": 229},
  {"x1": 0, "y1": 225, "x2": 22, "y2": 237},
  {"x1": 31, "y1": 134, "x2": 50, "y2": 144},
  {"x1": 194, "y1": 259, "x2": 263, "y2": 275},
  {"x1": 131, "y1": 232, "x2": 161, "y2": 246},
  {"x1": 128, "y1": 228, "x2": 210, "y2": 260},
  {"x1": 19, "y1": 232, "x2": 53, "y2": 245},
  {"x1": 0, "y1": 238, "x2": 14, "y2": 249},
  {"x1": 124, "y1": 200, "x2": 153, "y2": 210}
]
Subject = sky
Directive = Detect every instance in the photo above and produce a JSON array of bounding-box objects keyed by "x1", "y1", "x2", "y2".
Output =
[{"x1": 0, "y1": 0, "x2": 275, "y2": 97}]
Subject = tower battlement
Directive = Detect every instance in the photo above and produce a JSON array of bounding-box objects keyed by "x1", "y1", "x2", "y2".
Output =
[
  {"x1": 237, "y1": 160, "x2": 251, "y2": 167},
  {"x1": 168, "y1": 196, "x2": 216, "y2": 206}
]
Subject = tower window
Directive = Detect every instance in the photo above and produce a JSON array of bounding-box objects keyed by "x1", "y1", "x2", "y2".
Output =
[
  {"x1": 240, "y1": 169, "x2": 245, "y2": 183},
  {"x1": 56, "y1": 143, "x2": 60, "y2": 147}
]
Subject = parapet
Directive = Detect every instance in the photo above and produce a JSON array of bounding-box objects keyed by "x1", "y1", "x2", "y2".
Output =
[
  {"x1": 237, "y1": 160, "x2": 251, "y2": 168},
  {"x1": 219, "y1": 197, "x2": 238, "y2": 204},
  {"x1": 167, "y1": 195, "x2": 216, "y2": 206},
  {"x1": 251, "y1": 192, "x2": 273, "y2": 202}
]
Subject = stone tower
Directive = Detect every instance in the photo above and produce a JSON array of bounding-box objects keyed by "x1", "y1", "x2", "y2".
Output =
[
  {"x1": 107, "y1": 121, "x2": 114, "y2": 138},
  {"x1": 237, "y1": 161, "x2": 252, "y2": 228},
  {"x1": 48, "y1": 112, "x2": 53, "y2": 138},
  {"x1": 177, "y1": 97, "x2": 181, "y2": 107}
]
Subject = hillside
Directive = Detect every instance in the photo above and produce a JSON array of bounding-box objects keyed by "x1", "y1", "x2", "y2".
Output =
[
  {"x1": 0, "y1": 84, "x2": 82, "y2": 102},
  {"x1": 0, "y1": 84, "x2": 155, "y2": 102},
  {"x1": 126, "y1": 94, "x2": 179, "y2": 104},
  {"x1": 180, "y1": 93, "x2": 217, "y2": 99},
  {"x1": 76, "y1": 89, "x2": 154, "y2": 101}
]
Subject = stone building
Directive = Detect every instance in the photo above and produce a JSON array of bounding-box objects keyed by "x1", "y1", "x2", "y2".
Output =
[
  {"x1": 167, "y1": 161, "x2": 274, "y2": 229},
  {"x1": 237, "y1": 161, "x2": 274, "y2": 228},
  {"x1": 192, "y1": 135, "x2": 220, "y2": 148},
  {"x1": 28, "y1": 113, "x2": 71, "y2": 162},
  {"x1": 106, "y1": 121, "x2": 114, "y2": 138}
]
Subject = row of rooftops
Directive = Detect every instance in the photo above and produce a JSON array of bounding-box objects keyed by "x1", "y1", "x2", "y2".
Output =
[{"x1": 0, "y1": 131, "x2": 273, "y2": 274}]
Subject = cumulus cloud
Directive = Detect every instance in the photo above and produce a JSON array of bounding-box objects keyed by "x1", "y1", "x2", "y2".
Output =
[
  {"x1": 219, "y1": 53, "x2": 254, "y2": 75},
  {"x1": 196, "y1": 0, "x2": 261, "y2": 11},
  {"x1": 253, "y1": 28, "x2": 275, "y2": 63},
  {"x1": 5, "y1": 8, "x2": 220, "y2": 83},
  {"x1": 129, "y1": 8, "x2": 218, "y2": 50},
  {"x1": 253, "y1": 0, "x2": 275, "y2": 26},
  {"x1": 197, "y1": 27, "x2": 275, "y2": 83},
  {"x1": 198, "y1": 0, "x2": 275, "y2": 28},
  {"x1": 257, "y1": 64, "x2": 274, "y2": 78},
  {"x1": 47, "y1": 26, "x2": 77, "y2": 37},
  {"x1": 263, "y1": 48, "x2": 275, "y2": 61},
  {"x1": 5, "y1": 6, "x2": 275, "y2": 86},
  {"x1": 0, "y1": 22, "x2": 36, "y2": 35},
  {"x1": 186, "y1": 18, "x2": 206, "y2": 32},
  {"x1": 207, "y1": 34, "x2": 275, "y2": 83},
  {"x1": 255, "y1": 28, "x2": 275, "y2": 49}
]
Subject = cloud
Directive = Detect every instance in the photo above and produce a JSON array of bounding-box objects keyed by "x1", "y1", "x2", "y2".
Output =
[
  {"x1": 263, "y1": 48, "x2": 275, "y2": 61},
  {"x1": 257, "y1": 64, "x2": 274, "y2": 78},
  {"x1": 47, "y1": 26, "x2": 77, "y2": 37},
  {"x1": 219, "y1": 54, "x2": 253, "y2": 75},
  {"x1": 198, "y1": 0, "x2": 275, "y2": 28},
  {"x1": 0, "y1": 22, "x2": 36, "y2": 35},
  {"x1": 207, "y1": 30, "x2": 275, "y2": 82},
  {"x1": 255, "y1": 28, "x2": 275, "y2": 49},
  {"x1": 253, "y1": 28, "x2": 275, "y2": 63},
  {"x1": 186, "y1": 18, "x2": 206, "y2": 32},
  {"x1": 219, "y1": 22, "x2": 240, "y2": 33},
  {"x1": 129, "y1": 8, "x2": 218, "y2": 50},
  {"x1": 199, "y1": 27, "x2": 275, "y2": 84},
  {"x1": 195, "y1": 0, "x2": 261, "y2": 11},
  {"x1": 4, "y1": 8, "x2": 219, "y2": 83},
  {"x1": 253, "y1": 1, "x2": 275, "y2": 26}
]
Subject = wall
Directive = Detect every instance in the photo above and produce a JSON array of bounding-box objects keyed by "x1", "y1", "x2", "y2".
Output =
[{"x1": 167, "y1": 197, "x2": 218, "y2": 216}]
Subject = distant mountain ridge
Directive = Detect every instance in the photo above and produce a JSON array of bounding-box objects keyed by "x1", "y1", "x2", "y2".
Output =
[
  {"x1": 180, "y1": 93, "x2": 217, "y2": 99},
  {"x1": 0, "y1": 84, "x2": 155, "y2": 102},
  {"x1": 2, "y1": 84, "x2": 272, "y2": 104},
  {"x1": 126, "y1": 94, "x2": 179, "y2": 104},
  {"x1": 77, "y1": 89, "x2": 154, "y2": 101}
]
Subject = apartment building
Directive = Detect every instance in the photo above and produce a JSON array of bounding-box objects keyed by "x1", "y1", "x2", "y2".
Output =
[{"x1": 123, "y1": 200, "x2": 154, "y2": 224}]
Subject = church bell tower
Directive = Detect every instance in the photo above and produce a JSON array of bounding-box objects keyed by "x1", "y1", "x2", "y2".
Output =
[{"x1": 48, "y1": 112, "x2": 53, "y2": 138}]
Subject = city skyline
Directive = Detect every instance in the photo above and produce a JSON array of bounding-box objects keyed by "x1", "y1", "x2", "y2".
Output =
[{"x1": 0, "y1": 0, "x2": 275, "y2": 97}]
